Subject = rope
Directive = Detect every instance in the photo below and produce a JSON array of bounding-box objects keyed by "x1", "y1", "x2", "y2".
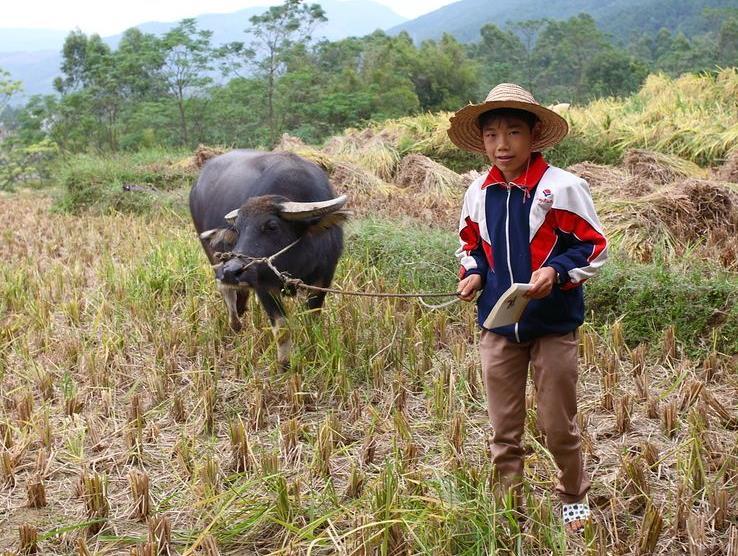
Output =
[{"x1": 213, "y1": 237, "x2": 461, "y2": 309}]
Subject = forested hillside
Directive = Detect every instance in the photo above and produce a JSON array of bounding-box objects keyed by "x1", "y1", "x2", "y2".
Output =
[
  {"x1": 0, "y1": 0, "x2": 737, "y2": 185},
  {"x1": 390, "y1": 0, "x2": 738, "y2": 43}
]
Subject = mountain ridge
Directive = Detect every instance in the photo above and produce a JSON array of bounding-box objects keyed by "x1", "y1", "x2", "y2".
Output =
[
  {"x1": 388, "y1": 0, "x2": 736, "y2": 43},
  {"x1": 1, "y1": 0, "x2": 406, "y2": 98}
]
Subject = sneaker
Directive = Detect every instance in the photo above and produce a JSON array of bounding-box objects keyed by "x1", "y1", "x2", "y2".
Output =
[{"x1": 562, "y1": 497, "x2": 591, "y2": 534}]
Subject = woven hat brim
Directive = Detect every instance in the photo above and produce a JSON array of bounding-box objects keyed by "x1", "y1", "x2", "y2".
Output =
[{"x1": 447, "y1": 100, "x2": 569, "y2": 154}]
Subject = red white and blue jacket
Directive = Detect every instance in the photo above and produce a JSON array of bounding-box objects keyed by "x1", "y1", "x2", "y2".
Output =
[{"x1": 456, "y1": 153, "x2": 608, "y2": 342}]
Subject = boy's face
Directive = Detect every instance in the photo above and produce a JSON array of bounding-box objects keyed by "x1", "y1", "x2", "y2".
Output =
[{"x1": 481, "y1": 116, "x2": 539, "y2": 181}]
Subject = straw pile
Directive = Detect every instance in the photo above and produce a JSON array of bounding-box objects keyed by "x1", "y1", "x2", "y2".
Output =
[
  {"x1": 193, "y1": 145, "x2": 225, "y2": 169},
  {"x1": 567, "y1": 162, "x2": 650, "y2": 198},
  {"x1": 276, "y1": 133, "x2": 306, "y2": 151},
  {"x1": 460, "y1": 169, "x2": 485, "y2": 188},
  {"x1": 623, "y1": 149, "x2": 706, "y2": 186},
  {"x1": 323, "y1": 130, "x2": 400, "y2": 181},
  {"x1": 568, "y1": 149, "x2": 737, "y2": 261},
  {"x1": 329, "y1": 160, "x2": 392, "y2": 197},
  {"x1": 323, "y1": 128, "x2": 401, "y2": 157},
  {"x1": 275, "y1": 135, "x2": 334, "y2": 172},
  {"x1": 647, "y1": 179, "x2": 737, "y2": 240},
  {"x1": 394, "y1": 154, "x2": 464, "y2": 199}
]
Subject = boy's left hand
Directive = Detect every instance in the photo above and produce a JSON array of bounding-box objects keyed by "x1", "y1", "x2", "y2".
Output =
[{"x1": 525, "y1": 266, "x2": 558, "y2": 299}]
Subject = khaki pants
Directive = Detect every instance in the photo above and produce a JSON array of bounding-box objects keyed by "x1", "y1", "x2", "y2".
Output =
[{"x1": 479, "y1": 329, "x2": 590, "y2": 504}]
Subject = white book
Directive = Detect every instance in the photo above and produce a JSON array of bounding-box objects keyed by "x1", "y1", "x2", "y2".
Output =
[{"x1": 483, "y1": 283, "x2": 534, "y2": 329}]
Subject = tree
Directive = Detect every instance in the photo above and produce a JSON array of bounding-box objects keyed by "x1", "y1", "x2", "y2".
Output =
[
  {"x1": 508, "y1": 19, "x2": 547, "y2": 93},
  {"x1": 53, "y1": 32, "x2": 125, "y2": 150},
  {"x1": 116, "y1": 29, "x2": 166, "y2": 101},
  {"x1": 584, "y1": 50, "x2": 648, "y2": 98},
  {"x1": 54, "y1": 31, "x2": 113, "y2": 95},
  {"x1": 159, "y1": 19, "x2": 214, "y2": 146},
  {"x1": 533, "y1": 14, "x2": 611, "y2": 102},
  {"x1": 717, "y1": 17, "x2": 738, "y2": 67},
  {"x1": 413, "y1": 34, "x2": 479, "y2": 111},
  {"x1": 470, "y1": 24, "x2": 526, "y2": 94},
  {"x1": 246, "y1": 0, "x2": 326, "y2": 145},
  {"x1": 0, "y1": 68, "x2": 22, "y2": 113}
]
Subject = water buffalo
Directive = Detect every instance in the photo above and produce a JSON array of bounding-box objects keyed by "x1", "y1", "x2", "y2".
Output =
[{"x1": 189, "y1": 150, "x2": 348, "y2": 367}]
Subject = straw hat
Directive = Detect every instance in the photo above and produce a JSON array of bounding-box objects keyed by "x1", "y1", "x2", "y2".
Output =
[{"x1": 447, "y1": 83, "x2": 569, "y2": 154}]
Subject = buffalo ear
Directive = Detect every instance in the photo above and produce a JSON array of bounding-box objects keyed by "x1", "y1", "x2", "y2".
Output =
[
  {"x1": 306, "y1": 210, "x2": 352, "y2": 235},
  {"x1": 200, "y1": 227, "x2": 238, "y2": 252}
]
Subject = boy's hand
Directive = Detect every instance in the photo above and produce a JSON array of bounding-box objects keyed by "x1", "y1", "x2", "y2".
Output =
[
  {"x1": 457, "y1": 274, "x2": 483, "y2": 302},
  {"x1": 525, "y1": 266, "x2": 557, "y2": 299}
]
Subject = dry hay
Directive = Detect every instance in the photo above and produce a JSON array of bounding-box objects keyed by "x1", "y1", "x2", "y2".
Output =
[
  {"x1": 323, "y1": 131, "x2": 400, "y2": 181},
  {"x1": 716, "y1": 149, "x2": 738, "y2": 183},
  {"x1": 567, "y1": 162, "x2": 651, "y2": 198},
  {"x1": 602, "y1": 178, "x2": 737, "y2": 261},
  {"x1": 193, "y1": 145, "x2": 225, "y2": 169},
  {"x1": 329, "y1": 160, "x2": 393, "y2": 197},
  {"x1": 324, "y1": 127, "x2": 402, "y2": 157},
  {"x1": 272, "y1": 135, "x2": 335, "y2": 173},
  {"x1": 460, "y1": 169, "x2": 485, "y2": 188},
  {"x1": 288, "y1": 148, "x2": 335, "y2": 173},
  {"x1": 623, "y1": 149, "x2": 706, "y2": 186},
  {"x1": 646, "y1": 179, "x2": 737, "y2": 240},
  {"x1": 275, "y1": 133, "x2": 306, "y2": 151},
  {"x1": 394, "y1": 154, "x2": 464, "y2": 199}
]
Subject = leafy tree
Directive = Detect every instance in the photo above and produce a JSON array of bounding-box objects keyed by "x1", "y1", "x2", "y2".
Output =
[
  {"x1": 508, "y1": 19, "x2": 546, "y2": 93},
  {"x1": 54, "y1": 32, "x2": 112, "y2": 95},
  {"x1": 53, "y1": 32, "x2": 125, "y2": 150},
  {"x1": 246, "y1": 0, "x2": 327, "y2": 145},
  {"x1": 469, "y1": 24, "x2": 526, "y2": 94},
  {"x1": 584, "y1": 50, "x2": 648, "y2": 98},
  {"x1": 717, "y1": 16, "x2": 738, "y2": 67},
  {"x1": 412, "y1": 34, "x2": 479, "y2": 111},
  {"x1": 116, "y1": 29, "x2": 166, "y2": 101},
  {"x1": 0, "y1": 68, "x2": 22, "y2": 113},
  {"x1": 159, "y1": 19, "x2": 214, "y2": 146},
  {"x1": 533, "y1": 14, "x2": 611, "y2": 101},
  {"x1": 0, "y1": 75, "x2": 57, "y2": 191}
]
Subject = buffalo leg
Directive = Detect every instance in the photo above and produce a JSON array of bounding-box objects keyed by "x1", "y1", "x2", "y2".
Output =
[
  {"x1": 306, "y1": 290, "x2": 328, "y2": 312},
  {"x1": 217, "y1": 281, "x2": 242, "y2": 332},
  {"x1": 256, "y1": 290, "x2": 291, "y2": 369},
  {"x1": 305, "y1": 270, "x2": 335, "y2": 313},
  {"x1": 236, "y1": 290, "x2": 250, "y2": 317}
]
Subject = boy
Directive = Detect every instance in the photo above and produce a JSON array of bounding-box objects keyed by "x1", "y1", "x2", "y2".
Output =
[{"x1": 447, "y1": 83, "x2": 608, "y2": 533}]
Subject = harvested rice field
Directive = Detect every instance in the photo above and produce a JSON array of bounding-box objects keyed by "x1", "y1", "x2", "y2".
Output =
[{"x1": 1, "y1": 163, "x2": 737, "y2": 555}]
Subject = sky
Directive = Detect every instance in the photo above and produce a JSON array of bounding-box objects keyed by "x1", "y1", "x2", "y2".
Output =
[{"x1": 1, "y1": 0, "x2": 455, "y2": 35}]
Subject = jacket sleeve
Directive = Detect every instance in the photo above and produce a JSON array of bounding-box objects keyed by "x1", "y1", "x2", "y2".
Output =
[
  {"x1": 455, "y1": 188, "x2": 489, "y2": 284},
  {"x1": 546, "y1": 179, "x2": 608, "y2": 291}
]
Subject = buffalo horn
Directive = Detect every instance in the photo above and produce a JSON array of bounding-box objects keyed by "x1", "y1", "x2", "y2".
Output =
[
  {"x1": 279, "y1": 195, "x2": 347, "y2": 220},
  {"x1": 200, "y1": 229, "x2": 218, "y2": 240}
]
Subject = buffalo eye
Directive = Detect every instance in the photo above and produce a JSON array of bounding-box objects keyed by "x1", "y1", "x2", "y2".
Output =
[{"x1": 262, "y1": 219, "x2": 279, "y2": 232}]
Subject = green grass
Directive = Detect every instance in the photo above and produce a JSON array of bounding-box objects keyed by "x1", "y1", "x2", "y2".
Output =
[
  {"x1": 52, "y1": 148, "x2": 195, "y2": 214},
  {"x1": 585, "y1": 252, "x2": 738, "y2": 356},
  {"x1": 345, "y1": 218, "x2": 460, "y2": 294}
]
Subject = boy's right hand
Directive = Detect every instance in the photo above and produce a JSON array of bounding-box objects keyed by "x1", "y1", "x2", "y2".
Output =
[{"x1": 457, "y1": 274, "x2": 482, "y2": 302}]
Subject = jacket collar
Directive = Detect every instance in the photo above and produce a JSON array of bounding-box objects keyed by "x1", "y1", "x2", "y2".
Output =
[{"x1": 481, "y1": 152, "x2": 549, "y2": 190}]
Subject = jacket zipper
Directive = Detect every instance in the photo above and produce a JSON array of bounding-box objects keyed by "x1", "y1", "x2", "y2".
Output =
[{"x1": 504, "y1": 185, "x2": 521, "y2": 343}]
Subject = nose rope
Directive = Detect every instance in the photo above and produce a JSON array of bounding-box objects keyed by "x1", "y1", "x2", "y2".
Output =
[
  {"x1": 214, "y1": 237, "x2": 303, "y2": 268},
  {"x1": 211, "y1": 236, "x2": 460, "y2": 309}
]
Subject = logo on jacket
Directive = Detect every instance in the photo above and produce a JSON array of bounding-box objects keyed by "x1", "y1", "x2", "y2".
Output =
[{"x1": 538, "y1": 188, "x2": 553, "y2": 205}]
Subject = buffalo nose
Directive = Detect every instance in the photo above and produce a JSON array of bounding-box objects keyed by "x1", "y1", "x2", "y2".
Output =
[{"x1": 220, "y1": 259, "x2": 246, "y2": 283}]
